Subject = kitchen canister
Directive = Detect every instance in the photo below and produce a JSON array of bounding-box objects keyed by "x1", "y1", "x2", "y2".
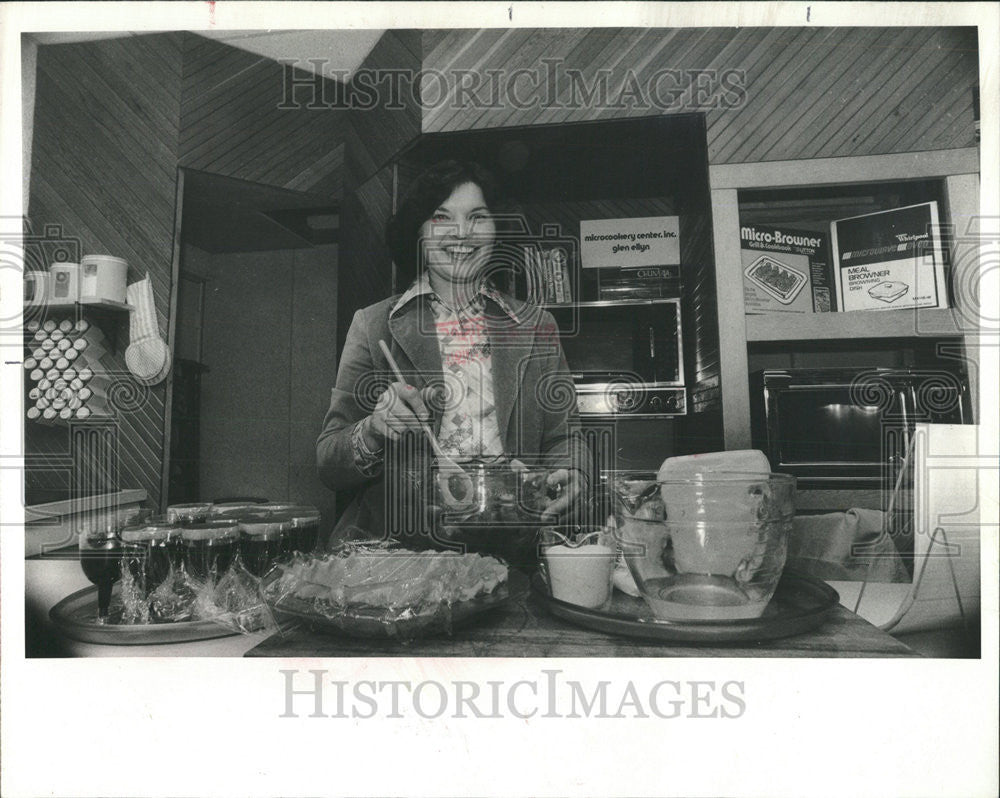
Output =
[
  {"x1": 48, "y1": 263, "x2": 80, "y2": 304},
  {"x1": 24, "y1": 271, "x2": 47, "y2": 304},
  {"x1": 80, "y1": 255, "x2": 128, "y2": 304}
]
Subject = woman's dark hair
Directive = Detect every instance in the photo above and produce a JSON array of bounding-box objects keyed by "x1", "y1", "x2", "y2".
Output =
[{"x1": 385, "y1": 159, "x2": 502, "y2": 286}]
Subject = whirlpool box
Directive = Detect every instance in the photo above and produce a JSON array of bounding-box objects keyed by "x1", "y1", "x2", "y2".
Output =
[
  {"x1": 740, "y1": 224, "x2": 834, "y2": 314},
  {"x1": 830, "y1": 202, "x2": 948, "y2": 313}
]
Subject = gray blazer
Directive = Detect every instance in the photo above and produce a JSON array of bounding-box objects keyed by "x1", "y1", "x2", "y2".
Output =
[{"x1": 316, "y1": 291, "x2": 591, "y2": 545}]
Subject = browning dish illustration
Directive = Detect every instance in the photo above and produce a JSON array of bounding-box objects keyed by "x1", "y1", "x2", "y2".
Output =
[
  {"x1": 744, "y1": 255, "x2": 808, "y2": 304},
  {"x1": 868, "y1": 280, "x2": 909, "y2": 303}
]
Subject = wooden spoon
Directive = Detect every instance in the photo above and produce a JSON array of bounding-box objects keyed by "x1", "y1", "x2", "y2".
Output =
[{"x1": 377, "y1": 340, "x2": 475, "y2": 511}]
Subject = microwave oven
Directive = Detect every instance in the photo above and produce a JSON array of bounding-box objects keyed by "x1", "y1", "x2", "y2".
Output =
[
  {"x1": 750, "y1": 367, "x2": 971, "y2": 487},
  {"x1": 546, "y1": 299, "x2": 686, "y2": 417}
]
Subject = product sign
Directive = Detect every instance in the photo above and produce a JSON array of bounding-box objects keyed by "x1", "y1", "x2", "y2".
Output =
[
  {"x1": 740, "y1": 224, "x2": 833, "y2": 314},
  {"x1": 831, "y1": 202, "x2": 948, "y2": 312},
  {"x1": 580, "y1": 216, "x2": 680, "y2": 270}
]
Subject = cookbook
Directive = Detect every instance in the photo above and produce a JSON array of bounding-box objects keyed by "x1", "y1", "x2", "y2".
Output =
[{"x1": 740, "y1": 223, "x2": 835, "y2": 314}]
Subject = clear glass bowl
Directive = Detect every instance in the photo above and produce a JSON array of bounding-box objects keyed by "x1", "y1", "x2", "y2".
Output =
[
  {"x1": 610, "y1": 471, "x2": 796, "y2": 621},
  {"x1": 405, "y1": 458, "x2": 557, "y2": 570}
]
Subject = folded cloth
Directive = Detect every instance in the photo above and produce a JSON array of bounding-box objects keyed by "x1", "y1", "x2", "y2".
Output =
[{"x1": 787, "y1": 508, "x2": 909, "y2": 583}]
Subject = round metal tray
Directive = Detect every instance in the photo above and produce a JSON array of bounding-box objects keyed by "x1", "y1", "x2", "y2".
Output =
[
  {"x1": 532, "y1": 570, "x2": 840, "y2": 644},
  {"x1": 49, "y1": 585, "x2": 238, "y2": 645}
]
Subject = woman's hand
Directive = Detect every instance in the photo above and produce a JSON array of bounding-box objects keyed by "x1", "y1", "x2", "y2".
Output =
[
  {"x1": 541, "y1": 468, "x2": 586, "y2": 520},
  {"x1": 363, "y1": 382, "x2": 435, "y2": 447}
]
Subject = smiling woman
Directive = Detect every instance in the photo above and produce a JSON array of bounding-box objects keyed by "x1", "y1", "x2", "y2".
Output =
[{"x1": 316, "y1": 160, "x2": 592, "y2": 559}]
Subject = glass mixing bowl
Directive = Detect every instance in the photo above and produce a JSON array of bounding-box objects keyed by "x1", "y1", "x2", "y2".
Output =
[{"x1": 611, "y1": 471, "x2": 795, "y2": 621}]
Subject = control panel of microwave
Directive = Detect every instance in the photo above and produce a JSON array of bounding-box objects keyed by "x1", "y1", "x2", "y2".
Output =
[{"x1": 574, "y1": 384, "x2": 687, "y2": 417}]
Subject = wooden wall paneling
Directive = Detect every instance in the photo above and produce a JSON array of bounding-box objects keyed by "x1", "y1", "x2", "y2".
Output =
[
  {"x1": 422, "y1": 28, "x2": 525, "y2": 133},
  {"x1": 720, "y1": 27, "x2": 857, "y2": 162},
  {"x1": 423, "y1": 28, "x2": 511, "y2": 131},
  {"x1": 477, "y1": 29, "x2": 591, "y2": 129},
  {"x1": 32, "y1": 62, "x2": 178, "y2": 263},
  {"x1": 869, "y1": 35, "x2": 978, "y2": 155},
  {"x1": 697, "y1": 27, "x2": 799, "y2": 158},
  {"x1": 263, "y1": 126, "x2": 344, "y2": 193},
  {"x1": 796, "y1": 28, "x2": 935, "y2": 159},
  {"x1": 28, "y1": 101, "x2": 176, "y2": 261},
  {"x1": 250, "y1": 113, "x2": 345, "y2": 190},
  {"x1": 211, "y1": 92, "x2": 334, "y2": 181},
  {"x1": 340, "y1": 122, "x2": 377, "y2": 194},
  {"x1": 345, "y1": 30, "x2": 422, "y2": 184},
  {"x1": 179, "y1": 33, "x2": 345, "y2": 194},
  {"x1": 181, "y1": 68, "x2": 278, "y2": 151},
  {"x1": 730, "y1": 26, "x2": 858, "y2": 164},
  {"x1": 284, "y1": 141, "x2": 345, "y2": 195},
  {"x1": 826, "y1": 29, "x2": 960, "y2": 157},
  {"x1": 905, "y1": 77, "x2": 980, "y2": 155},
  {"x1": 600, "y1": 27, "x2": 711, "y2": 118},
  {"x1": 134, "y1": 31, "x2": 185, "y2": 80},
  {"x1": 808, "y1": 29, "x2": 944, "y2": 157},
  {"x1": 515, "y1": 29, "x2": 626, "y2": 129},
  {"x1": 552, "y1": 27, "x2": 667, "y2": 126},
  {"x1": 180, "y1": 37, "x2": 277, "y2": 127},
  {"x1": 336, "y1": 175, "x2": 396, "y2": 348},
  {"x1": 537, "y1": 29, "x2": 640, "y2": 127},
  {"x1": 27, "y1": 34, "x2": 183, "y2": 508},
  {"x1": 748, "y1": 27, "x2": 893, "y2": 164},
  {"x1": 85, "y1": 41, "x2": 183, "y2": 149},
  {"x1": 354, "y1": 168, "x2": 395, "y2": 241},
  {"x1": 421, "y1": 28, "x2": 978, "y2": 163},
  {"x1": 708, "y1": 28, "x2": 832, "y2": 163},
  {"x1": 421, "y1": 28, "x2": 509, "y2": 83},
  {"x1": 831, "y1": 30, "x2": 951, "y2": 156},
  {"x1": 338, "y1": 31, "x2": 422, "y2": 351}
]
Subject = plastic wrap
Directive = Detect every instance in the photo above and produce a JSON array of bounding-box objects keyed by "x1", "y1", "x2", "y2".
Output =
[
  {"x1": 112, "y1": 559, "x2": 276, "y2": 634},
  {"x1": 262, "y1": 543, "x2": 510, "y2": 638},
  {"x1": 192, "y1": 563, "x2": 277, "y2": 634}
]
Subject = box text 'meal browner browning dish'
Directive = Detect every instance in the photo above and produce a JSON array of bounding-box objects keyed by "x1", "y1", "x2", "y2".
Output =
[{"x1": 830, "y1": 201, "x2": 948, "y2": 313}]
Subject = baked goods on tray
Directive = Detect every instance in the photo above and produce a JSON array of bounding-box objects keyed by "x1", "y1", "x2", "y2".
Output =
[{"x1": 262, "y1": 545, "x2": 509, "y2": 637}]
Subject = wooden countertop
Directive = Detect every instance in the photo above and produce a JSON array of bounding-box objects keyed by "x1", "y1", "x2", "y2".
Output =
[{"x1": 246, "y1": 578, "x2": 918, "y2": 658}]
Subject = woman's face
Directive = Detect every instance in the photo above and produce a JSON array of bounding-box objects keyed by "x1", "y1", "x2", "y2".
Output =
[{"x1": 419, "y1": 181, "x2": 496, "y2": 285}]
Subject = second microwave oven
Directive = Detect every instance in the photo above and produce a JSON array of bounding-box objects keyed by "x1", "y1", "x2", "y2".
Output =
[
  {"x1": 546, "y1": 299, "x2": 686, "y2": 417},
  {"x1": 750, "y1": 367, "x2": 971, "y2": 487}
]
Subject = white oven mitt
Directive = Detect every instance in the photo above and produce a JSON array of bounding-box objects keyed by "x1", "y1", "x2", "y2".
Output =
[{"x1": 125, "y1": 274, "x2": 171, "y2": 385}]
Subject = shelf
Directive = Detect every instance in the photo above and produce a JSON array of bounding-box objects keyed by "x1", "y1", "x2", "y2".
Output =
[
  {"x1": 26, "y1": 299, "x2": 133, "y2": 312},
  {"x1": 745, "y1": 307, "x2": 968, "y2": 342}
]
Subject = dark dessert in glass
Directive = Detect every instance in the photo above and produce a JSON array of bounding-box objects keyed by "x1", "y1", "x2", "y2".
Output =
[
  {"x1": 121, "y1": 521, "x2": 174, "y2": 595},
  {"x1": 239, "y1": 516, "x2": 290, "y2": 577},
  {"x1": 180, "y1": 520, "x2": 239, "y2": 582},
  {"x1": 274, "y1": 506, "x2": 321, "y2": 554},
  {"x1": 79, "y1": 528, "x2": 122, "y2": 622}
]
